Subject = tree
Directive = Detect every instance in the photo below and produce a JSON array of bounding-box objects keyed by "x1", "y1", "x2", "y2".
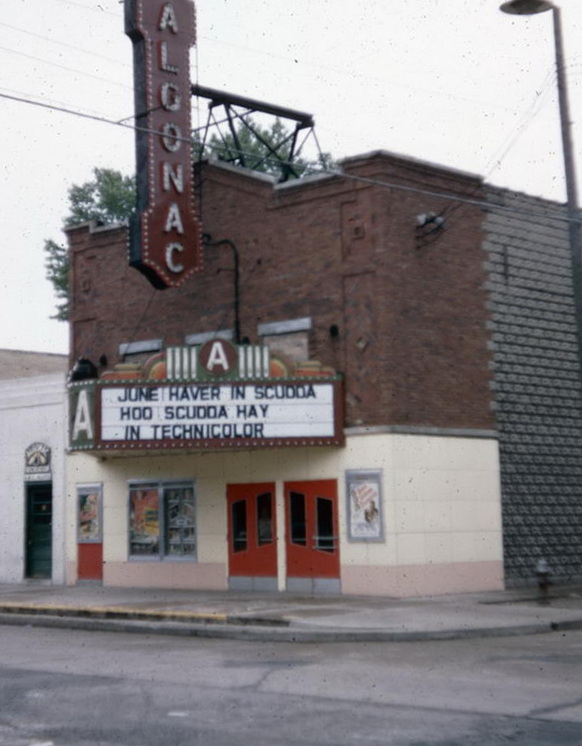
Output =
[
  {"x1": 44, "y1": 168, "x2": 136, "y2": 321},
  {"x1": 64, "y1": 168, "x2": 136, "y2": 228}
]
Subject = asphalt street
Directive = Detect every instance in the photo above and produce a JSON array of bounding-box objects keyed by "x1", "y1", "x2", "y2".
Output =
[{"x1": 1, "y1": 623, "x2": 582, "y2": 745}]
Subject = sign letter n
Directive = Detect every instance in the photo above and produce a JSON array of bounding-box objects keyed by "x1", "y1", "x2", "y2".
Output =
[{"x1": 125, "y1": 0, "x2": 202, "y2": 289}]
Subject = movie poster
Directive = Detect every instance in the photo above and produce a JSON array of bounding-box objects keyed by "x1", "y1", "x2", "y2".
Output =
[
  {"x1": 346, "y1": 471, "x2": 384, "y2": 541},
  {"x1": 78, "y1": 486, "x2": 102, "y2": 543}
]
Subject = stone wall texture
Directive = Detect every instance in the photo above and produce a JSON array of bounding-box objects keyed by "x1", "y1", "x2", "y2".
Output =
[{"x1": 484, "y1": 187, "x2": 582, "y2": 585}]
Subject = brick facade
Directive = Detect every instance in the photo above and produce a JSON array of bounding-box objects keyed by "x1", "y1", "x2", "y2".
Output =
[{"x1": 68, "y1": 151, "x2": 494, "y2": 432}]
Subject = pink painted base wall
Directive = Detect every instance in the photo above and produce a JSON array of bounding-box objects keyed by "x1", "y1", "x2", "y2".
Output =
[
  {"x1": 104, "y1": 562, "x2": 228, "y2": 590},
  {"x1": 67, "y1": 561, "x2": 227, "y2": 590},
  {"x1": 66, "y1": 560, "x2": 503, "y2": 597},
  {"x1": 341, "y1": 561, "x2": 504, "y2": 598}
]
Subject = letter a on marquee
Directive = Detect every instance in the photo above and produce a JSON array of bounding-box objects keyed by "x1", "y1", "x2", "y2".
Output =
[
  {"x1": 206, "y1": 341, "x2": 230, "y2": 372},
  {"x1": 199, "y1": 338, "x2": 237, "y2": 377},
  {"x1": 73, "y1": 389, "x2": 94, "y2": 441}
]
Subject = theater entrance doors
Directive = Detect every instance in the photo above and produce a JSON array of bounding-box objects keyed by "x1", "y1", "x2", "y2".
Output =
[
  {"x1": 227, "y1": 480, "x2": 340, "y2": 593},
  {"x1": 284, "y1": 480, "x2": 340, "y2": 594},
  {"x1": 227, "y1": 483, "x2": 278, "y2": 591}
]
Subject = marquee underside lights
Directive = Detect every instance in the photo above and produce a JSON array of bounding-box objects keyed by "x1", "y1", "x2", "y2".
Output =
[{"x1": 125, "y1": 0, "x2": 202, "y2": 289}]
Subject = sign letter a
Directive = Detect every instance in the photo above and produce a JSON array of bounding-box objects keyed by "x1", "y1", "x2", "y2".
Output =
[
  {"x1": 73, "y1": 390, "x2": 94, "y2": 441},
  {"x1": 159, "y1": 3, "x2": 179, "y2": 32},
  {"x1": 206, "y1": 341, "x2": 229, "y2": 372}
]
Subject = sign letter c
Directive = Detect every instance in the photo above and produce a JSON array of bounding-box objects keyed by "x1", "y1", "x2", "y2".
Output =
[{"x1": 166, "y1": 242, "x2": 184, "y2": 273}]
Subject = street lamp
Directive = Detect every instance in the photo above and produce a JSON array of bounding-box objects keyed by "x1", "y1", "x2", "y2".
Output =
[{"x1": 500, "y1": 0, "x2": 582, "y2": 378}]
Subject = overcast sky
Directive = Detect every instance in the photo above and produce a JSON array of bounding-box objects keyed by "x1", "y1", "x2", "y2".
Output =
[{"x1": 1, "y1": 0, "x2": 581, "y2": 355}]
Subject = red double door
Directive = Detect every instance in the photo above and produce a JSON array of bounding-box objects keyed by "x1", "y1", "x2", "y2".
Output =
[{"x1": 227, "y1": 480, "x2": 340, "y2": 584}]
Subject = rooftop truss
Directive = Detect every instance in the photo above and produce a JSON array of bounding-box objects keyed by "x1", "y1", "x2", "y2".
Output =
[{"x1": 192, "y1": 84, "x2": 318, "y2": 182}]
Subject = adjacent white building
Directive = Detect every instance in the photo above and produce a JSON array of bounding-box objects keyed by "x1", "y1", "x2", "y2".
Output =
[{"x1": 0, "y1": 350, "x2": 67, "y2": 584}]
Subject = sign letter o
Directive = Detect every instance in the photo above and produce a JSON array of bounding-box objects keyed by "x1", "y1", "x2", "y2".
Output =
[{"x1": 161, "y1": 122, "x2": 182, "y2": 152}]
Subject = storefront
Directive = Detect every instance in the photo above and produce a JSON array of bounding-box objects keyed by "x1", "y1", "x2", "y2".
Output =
[{"x1": 67, "y1": 338, "x2": 503, "y2": 596}]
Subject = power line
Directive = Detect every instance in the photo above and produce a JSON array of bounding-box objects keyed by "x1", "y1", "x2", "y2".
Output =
[
  {"x1": 484, "y1": 66, "x2": 557, "y2": 178},
  {"x1": 1, "y1": 89, "x2": 580, "y2": 228},
  {"x1": 436, "y1": 66, "x2": 560, "y2": 230},
  {"x1": 50, "y1": 0, "x2": 120, "y2": 18},
  {"x1": 0, "y1": 44, "x2": 131, "y2": 91},
  {"x1": 0, "y1": 21, "x2": 129, "y2": 68},
  {"x1": 0, "y1": 84, "x2": 108, "y2": 118}
]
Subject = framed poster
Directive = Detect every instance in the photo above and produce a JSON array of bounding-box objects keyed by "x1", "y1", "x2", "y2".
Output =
[
  {"x1": 346, "y1": 470, "x2": 384, "y2": 542},
  {"x1": 77, "y1": 484, "x2": 103, "y2": 543}
]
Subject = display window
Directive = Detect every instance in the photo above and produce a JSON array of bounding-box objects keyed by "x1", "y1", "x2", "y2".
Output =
[{"x1": 129, "y1": 481, "x2": 196, "y2": 559}]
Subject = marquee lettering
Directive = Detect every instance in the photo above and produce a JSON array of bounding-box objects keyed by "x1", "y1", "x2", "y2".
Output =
[
  {"x1": 165, "y1": 242, "x2": 185, "y2": 272},
  {"x1": 69, "y1": 377, "x2": 343, "y2": 451},
  {"x1": 158, "y1": 41, "x2": 179, "y2": 73},
  {"x1": 206, "y1": 341, "x2": 230, "y2": 372},
  {"x1": 164, "y1": 203, "x2": 184, "y2": 233},
  {"x1": 73, "y1": 389, "x2": 94, "y2": 441},
  {"x1": 125, "y1": 0, "x2": 202, "y2": 288},
  {"x1": 160, "y1": 82, "x2": 181, "y2": 111},
  {"x1": 162, "y1": 163, "x2": 184, "y2": 192},
  {"x1": 159, "y1": 3, "x2": 179, "y2": 32}
]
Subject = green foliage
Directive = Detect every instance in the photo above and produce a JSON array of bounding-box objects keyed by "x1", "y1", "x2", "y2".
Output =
[
  {"x1": 44, "y1": 168, "x2": 136, "y2": 321},
  {"x1": 64, "y1": 168, "x2": 136, "y2": 227},
  {"x1": 44, "y1": 238, "x2": 70, "y2": 322}
]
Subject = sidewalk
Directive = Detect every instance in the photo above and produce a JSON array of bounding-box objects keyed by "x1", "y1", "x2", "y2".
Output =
[{"x1": 0, "y1": 583, "x2": 582, "y2": 642}]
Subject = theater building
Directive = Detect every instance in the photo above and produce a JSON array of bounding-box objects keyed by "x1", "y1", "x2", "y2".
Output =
[{"x1": 64, "y1": 150, "x2": 509, "y2": 596}]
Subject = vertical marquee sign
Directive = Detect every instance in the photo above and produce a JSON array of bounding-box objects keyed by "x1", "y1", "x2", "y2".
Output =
[{"x1": 125, "y1": 0, "x2": 202, "y2": 289}]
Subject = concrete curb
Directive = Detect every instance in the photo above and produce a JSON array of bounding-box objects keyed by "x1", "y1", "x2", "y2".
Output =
[
  {"x1": 2, "y1": 609, "x2": 582, "y2": 643},
  {"x1": 0, "y1": 603, "x2": 289, "y2": 629}
]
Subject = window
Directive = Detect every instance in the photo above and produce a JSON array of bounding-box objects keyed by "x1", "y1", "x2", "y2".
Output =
[
  {"x1": 231, "y1": 500, "x2": 247, "y2": 553},
  {"x1": 258, "y1": 317, "x2": 311, "y2": 364},
  {"x1": 129, "y1": 481, "x2": 196, "y2": 560},
  {"x1": 290, "y1": 491, "x2": 307, "y2": 546}
]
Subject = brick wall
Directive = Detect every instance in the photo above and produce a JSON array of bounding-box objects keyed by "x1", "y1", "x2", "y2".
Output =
[{"x1": 68, "y1": 151, "x2": 494, "y2": 431}]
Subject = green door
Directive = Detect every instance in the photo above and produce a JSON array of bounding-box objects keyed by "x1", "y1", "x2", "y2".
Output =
[{"x1": 25, "y1": 484, "x2": 53, "y2": 579}]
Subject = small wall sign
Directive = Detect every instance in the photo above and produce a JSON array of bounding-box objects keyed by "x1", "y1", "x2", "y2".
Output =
[
  {"x1": 77, "y1": 484, "x2": 103, "y2": 543},
  {"x1": 24, "y1": 443, "x2": 52, "y2": 482}
]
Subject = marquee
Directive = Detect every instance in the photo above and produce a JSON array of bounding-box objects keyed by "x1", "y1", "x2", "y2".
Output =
[{"x1": 69, "y1": 341, "x2": 344, "y2": 452}]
